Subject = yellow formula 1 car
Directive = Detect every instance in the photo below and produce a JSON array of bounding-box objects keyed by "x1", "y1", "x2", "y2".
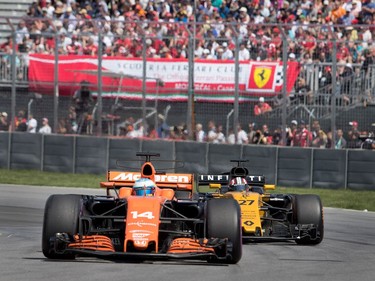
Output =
[{"x1": 197, "y1": 160, "x2": 323, "y2": 245}]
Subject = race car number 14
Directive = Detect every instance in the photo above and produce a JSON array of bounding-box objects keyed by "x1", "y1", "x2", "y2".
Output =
[{"x1": 130, "y1": 211, "x2": 155, "y2": 219}]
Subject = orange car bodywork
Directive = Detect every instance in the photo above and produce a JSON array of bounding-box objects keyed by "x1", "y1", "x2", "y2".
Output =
[{"x1": 65, "y1": 161, "x2": 216, "y2": 255}]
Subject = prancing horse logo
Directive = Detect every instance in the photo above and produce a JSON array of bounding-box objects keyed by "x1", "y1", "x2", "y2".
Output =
[{"x1": 254, "y1": 67, "x2": 272, "y2": 88}]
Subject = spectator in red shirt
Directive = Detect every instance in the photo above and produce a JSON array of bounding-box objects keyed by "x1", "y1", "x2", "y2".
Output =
[
  {"x1": 295, "y1": 120, "x2": 312, "y2": 147},
  {"x1": 254, "y1": 97, "x2": 272, "y2": 116}
]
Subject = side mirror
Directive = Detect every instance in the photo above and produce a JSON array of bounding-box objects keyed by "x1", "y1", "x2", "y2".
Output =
[
  {"x1": 264, "y1": 184, "x2": 275, "y2": 191},
  {"x1": 209, "y1": 183, "x2": 221, "y2": 189}
]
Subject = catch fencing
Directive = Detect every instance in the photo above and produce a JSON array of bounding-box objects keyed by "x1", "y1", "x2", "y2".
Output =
[{"x1": 1, "y1": 18, "x2": 375, "y2": 147}]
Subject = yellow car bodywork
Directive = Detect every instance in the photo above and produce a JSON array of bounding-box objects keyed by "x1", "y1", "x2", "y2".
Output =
[{"x1": 210, "y1": 184, "x2": 275, "y2": 237}]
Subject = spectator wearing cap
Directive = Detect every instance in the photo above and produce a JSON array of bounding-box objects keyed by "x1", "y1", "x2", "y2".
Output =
[
  {"x1": 348, "y1": 121, "x2": 359, "y2": 136},
  {"x1": 287, "y1": 120, "x2": 298, "y2": 146},
  {"x1": 54, "y1": 4, "x2": 64, "y2": 20},
  {"x1": 64, "y1": 6, "x2": 77, "y2": 32},
  {"x1": 39, "y1": 117, "x2": 52, "y2": 134},
  {"x1": 79, "y1": 8, "x2": 92, "y2": 20},
  {"x1": 221, "y1": 42, "x2": 233, "y2": 60},
  {"x1": 288, "y1": 53, "x2": 296, "y2": 61},
  {"x1": 215, "y1": 47, "x2": 224, "y2": 60},
  {"x1": 201, "y1": 48, "x2": 213, "y2": 59},
  {"x1": 145, "y1": 38, "x2": 156, "y2": 57},
  {"x1": 0, "y1": 112, "x2": 9, "y2": 131},
  {"x1": 238, "y1": 6, "x2": 250, "y2": 24},
  {"x1": 254, "y1": 97, "x2": 272, "y2": 116}
]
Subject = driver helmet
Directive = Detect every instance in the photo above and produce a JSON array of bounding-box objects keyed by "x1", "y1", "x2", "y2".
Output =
[
  {"x1": 132, "y1": 178, "x2": 156, "y2": 196},
  {"x1": 229, "y1": 177, "x2": 249, "y2": 192}
]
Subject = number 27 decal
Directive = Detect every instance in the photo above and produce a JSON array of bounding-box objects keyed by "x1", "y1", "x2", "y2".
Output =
[{"x1": 238, "y1": 200, "x2": 254, "y2": 205}]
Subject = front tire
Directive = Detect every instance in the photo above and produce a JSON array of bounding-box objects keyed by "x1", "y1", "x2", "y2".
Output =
[
  {"x1": 206, "y1": 199, "x2": 242, "y2": 264},
  {"x1": 42, "y1": 194, "x2": 83, "y2": 259},
  {"x1": 293, "y1": 194, "x2": 324, "y2": 245}
]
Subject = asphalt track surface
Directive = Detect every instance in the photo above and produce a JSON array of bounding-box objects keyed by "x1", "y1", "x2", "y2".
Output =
[{"x1": 0, "y1": 184, "x2": 374, "y2": 281}]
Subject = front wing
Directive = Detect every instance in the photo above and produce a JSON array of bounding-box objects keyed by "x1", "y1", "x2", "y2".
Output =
[{"x1": 50, "y1": 233, "x2": 234, "y2": 262}]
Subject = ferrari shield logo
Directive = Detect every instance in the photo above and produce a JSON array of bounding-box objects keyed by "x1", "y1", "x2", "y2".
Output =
[{"x1": 254, "y1": 67, "x2": 272, "y2": 88}]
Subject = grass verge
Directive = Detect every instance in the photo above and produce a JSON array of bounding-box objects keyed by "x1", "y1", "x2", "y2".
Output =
[{"x1": 0, "y1": 169, "x2": 374, "y2": 212}]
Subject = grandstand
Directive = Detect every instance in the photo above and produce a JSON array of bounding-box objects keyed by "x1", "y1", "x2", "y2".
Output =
[
  {"x1": 1, "y1": 0, "x2": 375, "y2": 148},
  {"x1": 0, "y1": 0, "x2": 31, "y2": 43}
]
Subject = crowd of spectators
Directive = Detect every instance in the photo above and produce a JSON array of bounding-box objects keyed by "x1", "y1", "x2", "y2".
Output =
[
  {"x1": 1, "y1": 0, "x2": 375, "y2": 150},
  {"x1": 169, "y1": 118, "x2": 372, "y2": 150},
  {"x1": 1, "y1": 101, "x2": 374, "y2": 150},
  {"x1": 1, "y1": 0, "x2": 375, "y2": 64}
]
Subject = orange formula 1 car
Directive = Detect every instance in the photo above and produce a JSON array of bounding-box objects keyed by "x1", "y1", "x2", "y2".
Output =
[{"x1": 42, "y1": 153, "x2": 242, "y2": 263}]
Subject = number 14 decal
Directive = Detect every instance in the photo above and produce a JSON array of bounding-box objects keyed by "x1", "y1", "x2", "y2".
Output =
[{"x1": 130, "y1": 211, "x2": 155, "y2": 219}]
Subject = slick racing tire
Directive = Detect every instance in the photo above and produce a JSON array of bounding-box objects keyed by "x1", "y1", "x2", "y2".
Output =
[
  {"x1": 293, "y1": 194, "x2": 324, "y2": 245},
  {"x1": 206, "y1": 198, "x2": 242, "y2": 264},
  {"x1": 42, "y1": 194, "x2": 83, "y2": 259}
]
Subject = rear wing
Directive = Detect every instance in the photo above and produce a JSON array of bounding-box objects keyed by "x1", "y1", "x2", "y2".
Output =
[
  {"x1": 101, "y1": 171, "x2": 193, "y2": 191},
  {"x1": 198, "y1": 174, "x2": 266, "y2": 186}
]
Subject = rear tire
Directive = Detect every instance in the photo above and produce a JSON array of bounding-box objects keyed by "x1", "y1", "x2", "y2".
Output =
[
  {"x1": 42, "y1": 194, "x2": 83, "y2": 259},
  {"x1": 206, "y1": 199, "x2": 242, "y2": 264},
  {"x1": 294, "y1": 194, "x2": 324, "y2": 245}
]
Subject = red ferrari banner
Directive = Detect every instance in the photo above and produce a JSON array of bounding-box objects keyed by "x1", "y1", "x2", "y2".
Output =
[{"x1": 28, "y1": 55, "x2": 300, "y2": 102}]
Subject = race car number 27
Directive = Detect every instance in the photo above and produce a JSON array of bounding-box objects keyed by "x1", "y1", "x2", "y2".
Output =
[
  {"x1": 238, "y1": 200, "x2": 254, "y2": 205},
  {"x1": 130, "y1": 211, "x2": 155, "y2": 219}
]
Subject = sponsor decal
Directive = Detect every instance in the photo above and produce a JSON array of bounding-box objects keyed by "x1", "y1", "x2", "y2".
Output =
[
  {"x1": 253, "y1": 66, "x2": 272, "y2": 89},
  {"x1": 247, "y1": 176, "x2": 263, "y2": 182},
  {"x1": 128, "y1": 222, "x2": 157, "y2": 228},
  {"x1": 238, "y1": 200, "x2": 255, "y2": 206},
  {"x1": 134, "y1": 240, "x2": 147, "y2": 246},
  {"x1": 28, "y1": 55, "x2": 300, "y2": 100},
  {"x1": 244, "y1": 221, "x2": 254, "y2": 226},
  {"x1": 132, "y1": 233, "x2": 151, "y2": 238},
  {"x1": 112, "y1": 172, "x2": 190, "y2": 183},
  {"x1": 130, "y1": 211, "x2": 155, "y2": 219},
  {"x1": 129, "y1": 230, "x2": 152, "y2": 233},
  {"x1": 199, "y1": 175, "x2": 229, "y2": 182}
]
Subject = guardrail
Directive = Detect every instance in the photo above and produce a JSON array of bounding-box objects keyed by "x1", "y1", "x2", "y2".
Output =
[{"x1": 0, "y1": 132, "x2": 374, "y2": 190}]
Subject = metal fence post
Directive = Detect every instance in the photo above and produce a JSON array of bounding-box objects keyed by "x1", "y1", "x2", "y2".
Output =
[
  {"x1": 331, "y1": 36, "x2": 337, "y2": 148},
  {"x1": 6, "y1": 19, "x2": 16, "y2": 132},
  {"x1": 141, "y1": 35, "x2": 147, "y2": 133},
  {"x1": 97, "y1": 32, "x2": 103, "y2": 136},
  {"x1": 233, "y1": 32, "x2": 239, "y2": 142},
  {"x1": 281, "y1": 29, "x2": 288, "y2": 146},
  {"x1": 53, "y1": 30, "x2": 59, "y2": 134},
  {"x1": 187, "y1": 30, "x2": 194, "y2": 140}
]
